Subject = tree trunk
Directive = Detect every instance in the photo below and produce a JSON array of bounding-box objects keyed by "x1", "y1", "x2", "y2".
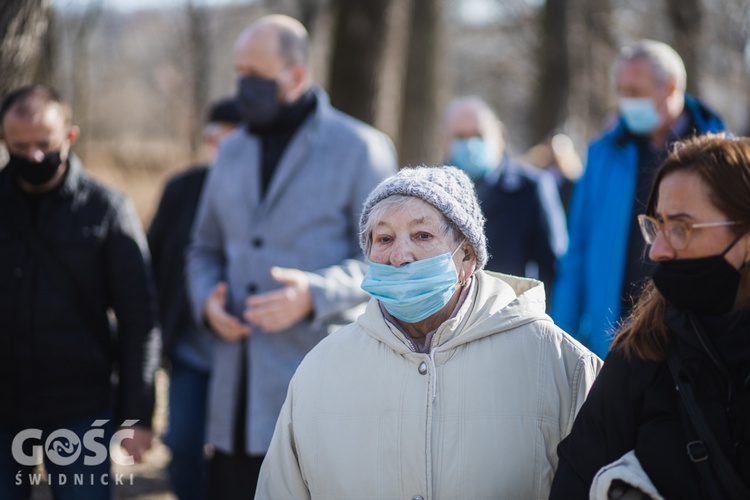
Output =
[
  {"x1": 0, "y1": 0, "x2": 53, "y2": 98},
  {"x1": 665, "y1": 0, "x2": 702, "y2": 95},
  {"x1": 186, "y1": 1, "x2": 211, "y2": 157},
  {"x1": 327, "y1": 0, "x2": 393, "y2": 125},
  {"x1": 567, "y1": 0, "x2": 617, "y2": 142},
  {"x1": 397, "y1": 0, "x2": 442, "y2": 167},
  {"x1": 530, "y1": 0, "x2": 570, "y2": 146}
]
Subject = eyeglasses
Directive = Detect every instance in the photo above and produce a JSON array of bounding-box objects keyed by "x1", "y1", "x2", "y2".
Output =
[{"x1": 637, "y1": 214, "x2": 744, "y2": 250}]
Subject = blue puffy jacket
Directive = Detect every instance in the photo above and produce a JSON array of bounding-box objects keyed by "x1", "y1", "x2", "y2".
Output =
[{"x1": 551, "y1": 95, "x2": 726, "y2": 357}]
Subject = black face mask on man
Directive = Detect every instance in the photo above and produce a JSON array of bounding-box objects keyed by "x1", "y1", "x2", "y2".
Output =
[
  {"x1": 652, "y1": 235, "x2": 746, "y2": 316},
  {"x1": 8, "y1": 152, "x2": 64, "y2": 186},
  {"x1": 236, "y1": 76, "x2": 281, "y2": 128}
]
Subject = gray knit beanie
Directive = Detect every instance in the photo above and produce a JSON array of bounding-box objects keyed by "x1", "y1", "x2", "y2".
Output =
[{"x1": 359, "y1": 165, "x2": 488, "y2": 269}]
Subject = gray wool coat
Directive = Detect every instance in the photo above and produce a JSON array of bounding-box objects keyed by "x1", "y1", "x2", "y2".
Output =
[{"x1": 186, "y1": 87, "x2": 397, "y2": 455}]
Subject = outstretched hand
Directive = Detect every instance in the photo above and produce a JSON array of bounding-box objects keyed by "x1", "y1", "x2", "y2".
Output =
[{"x1": 243, "y1": 266, "x2": 313, "y2": 332}]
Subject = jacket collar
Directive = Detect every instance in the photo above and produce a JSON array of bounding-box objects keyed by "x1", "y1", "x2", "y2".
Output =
[
  {"x1": 610, "y1": 94, "x2": 725, "y2": 148},
  {"x1": 0, "y1": 153, "x2": 84, "y2": 200},
  {"x1": 359, "y1": 271, "x2": 550, "y2": 354}
]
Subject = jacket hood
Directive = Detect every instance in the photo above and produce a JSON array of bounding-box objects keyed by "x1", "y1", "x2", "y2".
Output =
[{"x1": 357, "y1": 270, "x2": 551, "y2": 354}]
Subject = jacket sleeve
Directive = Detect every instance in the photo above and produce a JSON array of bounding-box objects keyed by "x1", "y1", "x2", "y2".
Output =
[
  {"x1": 255, "y1": 379, "x2": 311, "y2": 500},
  {"x1": 530, "y1": 168, "x2": 568, "y2": 307},
  {"x1": 550, "y1": 349, "x2": 644, "y2": 499},
  {"x1": 185, "y1": 166, "x2": 226, "y2": 327},
  {"x1": 105, "y1": 195, "x2": 161, "y2": 428},
  {"x1": 550, "y1": 143, "x2": 593, "y2": 338},
  {"x1": 307, "y1": 131, "x2": 397, "y2": 325}
]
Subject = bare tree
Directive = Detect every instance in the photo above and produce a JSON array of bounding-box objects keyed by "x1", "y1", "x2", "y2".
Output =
[
  {"x1": 567, "y1": 0, "x2": 618, "y2": 142},
  {"x1": 185, "y1": 1, "x2": 211, "y2": 157},
  {"x1": 0, "y1": 0, "x2": 53, "y2": 98},
  {"x1": 665, "y1": 0, "x2": 702, "y2": 95},
  {"x1": 69, "y1": 0, "x2": 103, "y2": 158},
  {"x1": 530, "y1": 0, "x2": 570, "y2": 146},
  {"x1": 398, "y1": 0, "x2": 443, "y2": 167},
  {"x1": 327, "y1": 0, "x2": 394, "y2": 125}
]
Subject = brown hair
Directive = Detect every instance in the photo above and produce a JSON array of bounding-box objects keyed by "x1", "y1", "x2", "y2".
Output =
[{"x1": 612, "y1": 133, "x2": 750, "y2": 361}]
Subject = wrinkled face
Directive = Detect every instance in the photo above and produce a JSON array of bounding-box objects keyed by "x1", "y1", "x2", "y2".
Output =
[
  {"x1": 368, "y1": 198, "x2": 475, "y2": 278},
  {"x1": 2, "y1": 101, "x2": 73, "y2": 162},
  {"x1": 648, "y1": 170, "x2": 749, "y2": 267}
]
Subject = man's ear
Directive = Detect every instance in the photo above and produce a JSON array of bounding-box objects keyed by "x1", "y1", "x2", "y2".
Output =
[
  {"x1": 665, "y1": 77, "x2": 678, "y2": 98},
  {"x1": 66, "y1": 125, "x2": 80, "y2": 147},
  {"x1": 67, "y1": 125, "x2": 80, "y2": 144},
  {"x1": 292, "y1": 63, "x2": 310, "y2": 97}
]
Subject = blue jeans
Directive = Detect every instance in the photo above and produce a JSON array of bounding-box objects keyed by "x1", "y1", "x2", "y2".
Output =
[
  {"x1": 0, "y1": 415, "x2": 113, "y2": 500},
  {"x1": 163, "y1": 360, "x2": 209, "y2": 500}
]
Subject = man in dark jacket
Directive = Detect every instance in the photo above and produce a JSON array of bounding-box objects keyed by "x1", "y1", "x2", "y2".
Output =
[
  {"x1": 441, "y1": 95, "x2": 568, "y2": 306},
  {"x1": 0, "y1": 85, "x2": 160, "y2": 499},
  {"x1": 147, "y1": 97, "x2": 241, "y2": 500}
]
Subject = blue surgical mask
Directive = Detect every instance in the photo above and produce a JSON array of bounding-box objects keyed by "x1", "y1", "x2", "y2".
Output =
[
  {"x1": 619, "y1": 97, "x2": 662, "y2": 135},
  {"x1": 449, "y1": 137, "x2": 497, "y2": 180},
  {"x1": 361, "y1": 243, "x2": 464, "y2": 323}
]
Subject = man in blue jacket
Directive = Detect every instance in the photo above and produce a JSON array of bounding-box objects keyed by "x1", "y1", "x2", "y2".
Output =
[
  {"x1": 441, "y1": 96, "x2": 568, "y2": 307},
  {"x1": 551, "y1": 40, "x2": 726, "y2": 358}
]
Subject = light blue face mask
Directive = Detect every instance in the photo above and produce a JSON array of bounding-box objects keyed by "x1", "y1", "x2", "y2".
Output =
[
  {"x1": 361, "y1": 243, "x2": 463, "y2": 323},
  {"x1": 619, "y1": 97, "x2": 662, "y2": 135},
  {"x1": 449, "y1": 137, "x2": 497, "y2": 180}
]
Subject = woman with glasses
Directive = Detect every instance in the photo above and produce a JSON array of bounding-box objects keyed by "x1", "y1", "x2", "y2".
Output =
[{"x1": 549, "y1": 133, "x2": 750, "y2": 499}]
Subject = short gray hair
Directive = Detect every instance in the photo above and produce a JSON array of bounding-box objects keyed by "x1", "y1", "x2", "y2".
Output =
[
  {"x1": 616, "y1": 39, "x2": 686, "y2": 91},
  {"x1": 360, "y1": 195, "x2": 464, "y2": 258}
]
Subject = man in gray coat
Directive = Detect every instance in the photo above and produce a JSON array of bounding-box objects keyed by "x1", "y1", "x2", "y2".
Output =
[{"x1": 186, "y1": 14, "x2": 397, "y2": 498}]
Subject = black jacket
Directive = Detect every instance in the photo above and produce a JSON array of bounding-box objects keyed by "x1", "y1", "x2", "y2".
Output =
[
  {"x1": 550, "y1": 307, "x2": 750, "y2": 499},
  {"x1": 475, "y1": 156, "x2": 567, "y2": 304},
  {"x1": 0, "y1": 156, "x2": 161, "y2": 428},
  {"x1": 147, "y1": 165, "x2": 208, "y2": 360}
]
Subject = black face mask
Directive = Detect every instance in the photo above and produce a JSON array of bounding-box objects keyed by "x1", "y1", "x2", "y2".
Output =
[
  {"x1": 236, "y1": 76, "x2": 281, "y2": 128},
  {"x1": 8, "y1": 152, "x2": 64, "y2": 186},
  {"x1": 652, "y1": 236, "x2": 745, "y2": 316}
]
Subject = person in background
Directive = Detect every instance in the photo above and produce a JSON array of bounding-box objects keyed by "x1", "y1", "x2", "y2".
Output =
[
  {"x1": 550, "y1": 134, "x2": 750, "y2": 499},
  {"x1": 552, "y1": 39, "x2": 727, "y2": 358},
  {"x1": 441, "y1": 96, "x2": 567, "y2": 306},
  {"x1": 0, "y1": 84, "x2": 160, "y2": 499},
  {"x1": 185, "y1": 14, "x2": 397, "y2": 498},
  {"x1": 256, "y1": 166, "x2": 601, "y2": 500},
  {"x1": 147, "y1": 96, "x2": 241, "y2": 500}
]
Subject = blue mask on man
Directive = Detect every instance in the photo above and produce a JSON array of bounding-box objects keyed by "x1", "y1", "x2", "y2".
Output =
[
  {"x1": 619, "y1": 97, "x2": 662, "y2": 135},
  {"x1": 449, "y1": 137, "x2": 497, "y2": 180},
  {"x1": 361, "y1": 243, "x2": 463, "y2": 323}
]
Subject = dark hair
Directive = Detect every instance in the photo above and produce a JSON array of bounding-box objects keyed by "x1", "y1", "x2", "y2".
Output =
[
  {"x1": 613, "y1": 133, "x2": 750, "y2": 361},
  {"x1": 206, "y1": 97, "x2": 242, "y2": 125},
  {"x1": 0, "y1": 84, "x2": 71, "y2": 133}
]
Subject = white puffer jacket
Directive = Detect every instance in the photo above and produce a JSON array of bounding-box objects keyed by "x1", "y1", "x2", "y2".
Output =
[{"x1": 256, "y1": 271, "x2": 602, "y2": 499}]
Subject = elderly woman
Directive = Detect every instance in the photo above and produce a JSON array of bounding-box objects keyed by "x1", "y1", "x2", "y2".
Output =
[
  {"x1": 550, "y1": 135, "x2": 750, "y2": 499},
  {"x1": 255, "y1": 166, "x2": 601, "y2": 499}
]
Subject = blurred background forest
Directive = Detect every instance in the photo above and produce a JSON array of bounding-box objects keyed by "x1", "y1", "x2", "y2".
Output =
[{"x1": 2, "y1": 0, "x2": 750, "y2": 226}]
